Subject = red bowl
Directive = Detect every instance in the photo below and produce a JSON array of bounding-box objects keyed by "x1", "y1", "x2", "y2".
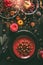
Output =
[{"x1": 13, "y1": 36, "x2": 35, "y2": 59}]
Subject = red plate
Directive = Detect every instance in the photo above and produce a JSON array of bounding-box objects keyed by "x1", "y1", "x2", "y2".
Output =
[{"x1": 13, "y1": 36, "x2": 35, "y2": 59}]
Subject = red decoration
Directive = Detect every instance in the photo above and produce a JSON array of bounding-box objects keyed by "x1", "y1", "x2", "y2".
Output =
[
  {"x1": 10, "y1": 23, "x2": 18, "y2": 32},
  {"x1": 39, "y1": 50, "x2": 43, "y2": 58},
  {"x1": 13, "y1": 37, "x2": 35, "y2": 59},
  {"x1": 3, "y1": 0, "x2": 12, "y2": 7}
]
